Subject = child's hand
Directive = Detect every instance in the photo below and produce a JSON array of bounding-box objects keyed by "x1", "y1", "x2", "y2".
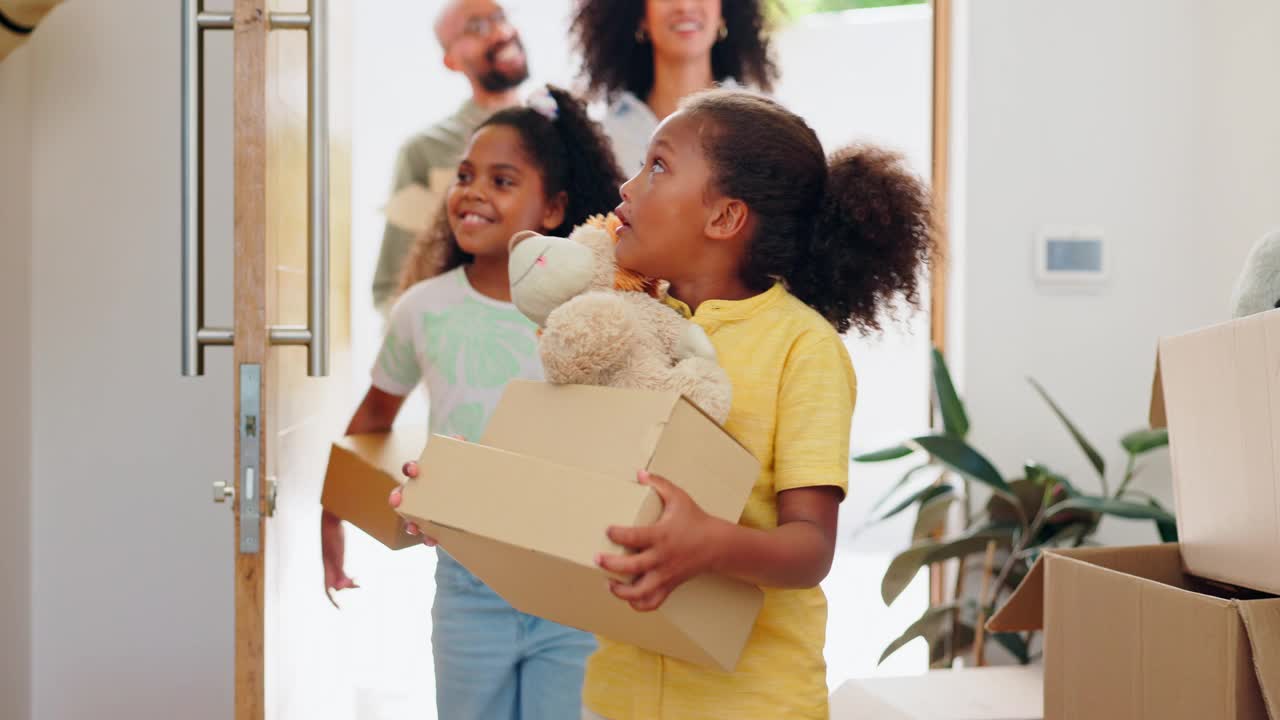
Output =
[
  {"x1": 321, "y1": 510, "x2": 359, "y2": 608},
  {"x1": 597, "y1": 470, "x2": 722, "y2": 612},
  {"x1": 390, "y1": 461, "x2": 440, "y2": 547}
]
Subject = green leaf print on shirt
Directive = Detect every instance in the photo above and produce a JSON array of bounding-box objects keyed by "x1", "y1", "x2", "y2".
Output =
[
  {"x1": 421, "y1": 297, "x2": 536, "y2": 388},
  {"x1": 443, "y1": 403, "x2": 485, "y2": 442},
  {"x1": 378, "y1": 327, "x2": 421, "y2": 389}
]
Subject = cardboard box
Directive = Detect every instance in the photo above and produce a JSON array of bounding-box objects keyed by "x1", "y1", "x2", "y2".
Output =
[
  {"x1": 396, "y1": 380, "x2": 764, "y2": 671},
  {"x1": 989, "y1": 544, "x2": 1280, "y2": 720},
  {"x1": 829, "y1": 666, "x2": 1044, "y2": 719},
  {"x1": 1150, "y1": 308, "x2": 1280, "y2": 594},
  {"x1": 321, "y1": 428, "x2": 426, "y2": 551}
]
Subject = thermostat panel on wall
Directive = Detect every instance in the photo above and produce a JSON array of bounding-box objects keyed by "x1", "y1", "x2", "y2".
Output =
[{"x1": 1035, "y1": 227, "x2": 1106, "y2": 285}]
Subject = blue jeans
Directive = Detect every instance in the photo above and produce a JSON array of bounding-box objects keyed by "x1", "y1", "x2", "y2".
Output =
[{"x1": 433, "y1": 553, "x2": 595, "y2": 720}]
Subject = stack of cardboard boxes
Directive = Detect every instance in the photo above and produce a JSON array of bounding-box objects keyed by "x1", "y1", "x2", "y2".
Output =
[{"x1": 990, "y1": 310, "x2": 1280, "y2": 719}]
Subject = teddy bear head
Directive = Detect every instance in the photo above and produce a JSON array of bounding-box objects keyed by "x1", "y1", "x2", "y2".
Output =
[{"x1": 508, "y1": 214, "x2": 658, "y2": 327}]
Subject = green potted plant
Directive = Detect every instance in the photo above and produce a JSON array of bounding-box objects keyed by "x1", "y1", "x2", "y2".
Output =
[{"x1": 855, "y1": 348, "x2": 1176, "y2": 667}]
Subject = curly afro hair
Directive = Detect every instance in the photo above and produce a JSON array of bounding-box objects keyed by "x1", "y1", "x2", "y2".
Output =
[
  {"x1": 397, "y1": 85, "x2": 625, "y2": 294},
  {"x1": 682, "y1": 89, "x2": 937, "y2": 335},
  {"x1": 570, "y1": 0, "x2": 779, "y2": 102}
]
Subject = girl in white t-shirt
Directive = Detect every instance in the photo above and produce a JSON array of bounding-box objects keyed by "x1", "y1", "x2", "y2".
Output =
[{"x1": 321, "y1": 85, "x2": 624, "y2": 720}]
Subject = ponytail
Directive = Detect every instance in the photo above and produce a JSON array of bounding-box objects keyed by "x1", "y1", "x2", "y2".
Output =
[{"x1": 796, "y1": 145, "x2": 935, "y2": 334}]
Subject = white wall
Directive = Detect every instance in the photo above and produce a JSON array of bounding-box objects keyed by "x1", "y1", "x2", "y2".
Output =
[
  {"x1": 0, "y1": 44, "x2": 34, "y2": 720},
  {"x1": 951, "y1": 0, "x2": 1280, "y2": 545},
  {"x1": 22, "y1": 2, "x2": 236, "y2": 717}
]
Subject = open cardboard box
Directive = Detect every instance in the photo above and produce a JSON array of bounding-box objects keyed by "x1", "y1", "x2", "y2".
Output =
[
  {"x1": 987, "y1": 308, "x2": 1280, "y2": 719},
  {"x1": 989, "y1": 544, "x2": 1280, "y2": 719},
  {"x1": 321, "y1": 428, "x2": 426, "y2": 551},
  {"x1": 396, "y1": 380, "x2": 764, "y2": 672},
  {"x1": 1149, "y1": 308, "x2": 1280, "y2": 594}
]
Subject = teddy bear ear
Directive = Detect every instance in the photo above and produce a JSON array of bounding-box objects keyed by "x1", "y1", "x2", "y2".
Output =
[{"x1": 509, "y1": 230, "x2": 542, "y2": 254}]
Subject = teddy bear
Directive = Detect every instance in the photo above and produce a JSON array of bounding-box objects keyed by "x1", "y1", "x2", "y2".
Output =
[
  {"x1": 1231, "y1": 229, "x2": 1280, "y2": 318},
  {"x1": 507, "y1": 214, "x2": 733, "y2": 424}
]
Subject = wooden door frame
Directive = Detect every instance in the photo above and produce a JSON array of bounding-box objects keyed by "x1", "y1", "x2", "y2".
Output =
[
  {"x1": 233, "y1": 1, "x2": 269, "y2": 718},
  {"x1": 232, "y1": 1, "x2": 352, "y2": 715},
  {"x1": 930, "y1": 0, "x2": 952, "y2": 357},
  {"x1": 928, "y1": 0, "x2": 954, "y2": 608}
]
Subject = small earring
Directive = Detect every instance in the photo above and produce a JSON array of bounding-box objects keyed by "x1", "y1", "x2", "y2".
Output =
[
  {"x1": 717, "y1": 21, "x2": 728, "y2": 41},
  {"x1": 635, "y1": 26, "x2": 648, "y2": 43}
]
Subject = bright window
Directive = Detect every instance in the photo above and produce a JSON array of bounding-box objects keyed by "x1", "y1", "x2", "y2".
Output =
[{"x1": 779, "y1": 0, "x2": 929, "y2": 20}]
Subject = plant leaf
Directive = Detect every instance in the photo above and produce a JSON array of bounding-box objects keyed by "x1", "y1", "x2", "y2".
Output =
[
  {"x1": 881, "y1": 544, "x2": 936, "y2": 607},
  {"x1": 1036, "y1": 520, "x2": 1095, "y2": 548},
  {"x1": 932, "y1": 348, "x2": 970, "y2": 439},
  {"x1": 913, "y1": 490, "x2": 956, "y2": 540},
  {"x1": 1150, "y1": 499, "x2": 1179, "y2": 542},
  {"x1": 1024, "y1": 462, "x2": 1051, "y2": 485},
  {"x1": 1023, "y1": 547, "x2": 1043, "y2": 567},
  {"x1": 1001, "y1": 560, "x2": 1031, "y2": 592},
  {"x1": 992, "y1": 632, "x2": 1032, "y2": 664},
  {"x1": 1048, "y1": 495, "x2": 1176, "y2": 524},
  {"x1": 1028, "y1": 377, "x2": 1106, "y2": 480},
  {"x1": 865, "y1": 463, "x2": 938, "y2": 521},
  {"x1": 930, "y1": 622, "x2": 977, "y2": 667},
  {"x1": 877, "y1": 483, "x2": 953, "y2": 524},
  {"x1": 1050, "y1": 472, "x2": 1081, "y2": 498},
  {"x1": 881, "y1": 525, "x2": 1017, "y2": 606},
  {"x1": 987, "y1": 478, "x2": 1050, "y2": 526},
  {"x1": 879, "y1": 601, "x2": 972, "y2": 665},
  {"x1": 853, "y1": 445, "x2": 915, "y2": 462},
  {"x1": 911, "y1": 434, "x2": 1013, "y2": 496},
  {"x1": 1121, "y1": 428, "x2": 1169, "y2": 455}
]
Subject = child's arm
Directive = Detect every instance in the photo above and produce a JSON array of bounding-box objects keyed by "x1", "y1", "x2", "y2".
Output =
[
  {"x1": 321, "y1": 386, "x2": 407, "y2": 605},
  {"x1": 343, "y1": 385, "x2": 406, "y2": 435},
  {"x1": 597, "y1": 472, "x2": 840, "y2": 611},
  {"x1": 601, "y1": 333, "x2": 855, "y2": 611}
]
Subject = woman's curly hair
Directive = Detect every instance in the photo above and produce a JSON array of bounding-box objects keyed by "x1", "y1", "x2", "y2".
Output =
[
  {"x1": 397, "y1": 85, "x2": 625, "y2": 294},
  {"x1": 570, "y1": 0, "x2": 779, "y2": 101},
  {"x1": 683, "y1": 90, "x2": 937, "y2": 335}
]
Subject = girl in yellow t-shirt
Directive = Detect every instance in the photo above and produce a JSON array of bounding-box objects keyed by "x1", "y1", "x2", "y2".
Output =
[{"x1": 581, "y1": 89, "x2": 937, "y2": 720}]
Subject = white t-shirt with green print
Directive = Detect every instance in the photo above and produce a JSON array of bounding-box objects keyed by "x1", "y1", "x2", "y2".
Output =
[{"x1": 371, "y1": 266, "x2": 543, "y2": 441}]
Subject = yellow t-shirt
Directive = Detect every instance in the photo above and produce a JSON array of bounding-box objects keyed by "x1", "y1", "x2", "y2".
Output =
[{"x1": 583, "y1": 283, "x2": 858, "y2": 720}]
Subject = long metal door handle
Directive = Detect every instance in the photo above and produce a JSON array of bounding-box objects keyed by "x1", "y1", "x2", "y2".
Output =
[
  {"x1": 303, "y1": 0, "x2": 331, "y2": 377},
  {"x1": 264, "y1": 2, "x2": 330, "y2": 376},
  {"x1": 181, "y1": 0, "x2": 235, "y2": 376},
  {"x1": 181, "y1": 1, "x2": 330, "y2": 377}
]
